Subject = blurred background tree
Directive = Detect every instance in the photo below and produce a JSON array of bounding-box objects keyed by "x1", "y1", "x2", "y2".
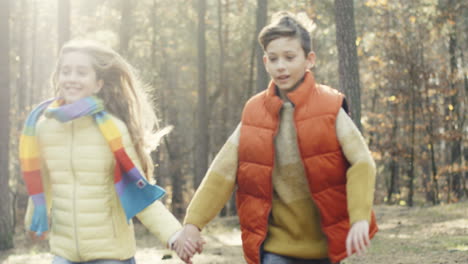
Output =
[{"x1": 0, "y1": 0, "x2": 467, "y2": 250}]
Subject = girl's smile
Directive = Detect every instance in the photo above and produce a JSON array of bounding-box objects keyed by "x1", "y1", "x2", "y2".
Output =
[{"x1": 58, "y1": 51, "x2": 103, "y2": 104}]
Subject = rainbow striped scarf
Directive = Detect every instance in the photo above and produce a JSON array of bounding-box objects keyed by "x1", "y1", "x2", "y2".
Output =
[{"x1": 19, "y1": 96, "x2": 166, "y2": 237}]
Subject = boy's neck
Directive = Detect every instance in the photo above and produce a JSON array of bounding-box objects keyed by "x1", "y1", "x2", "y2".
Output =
[
  {"x1": 276, "y1": 75, "x2": 306, "y2": 102},
  {"x1": 278, "y1": 89, "x2": 291, "y2": 102}
]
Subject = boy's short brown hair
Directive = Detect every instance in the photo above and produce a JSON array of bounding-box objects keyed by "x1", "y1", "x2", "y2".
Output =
[{"x1": 258, "y1": 11, "x2": 311, "y2": 56}]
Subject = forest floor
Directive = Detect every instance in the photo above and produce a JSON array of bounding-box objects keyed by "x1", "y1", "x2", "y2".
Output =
[{"x1": 1, "y1": 201, "x2": 467, "y2": 264}]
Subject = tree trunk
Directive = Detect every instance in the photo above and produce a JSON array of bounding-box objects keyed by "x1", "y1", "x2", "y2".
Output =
[
  {"x1": 459, "y1": 45, "x2": 467, "y2": 199},
  {"x1": 425, "y1": 90, "x2": 440, "y2": 205},
  {"x1": 119, "y1": 0, "x2": 133, "y2": 57},
  {"x1": 387, "y1": 102, "x2": 399, "y2": 203},
  {"x1": 366, "y1": 89, "x2": 378, "y2": 149},
  {"x1": 334, "y1": 0, "x2": 362, "y2": 131},
  {"x1": 149, "y1": 0, "x2": 185, "y2": 217},
  {"x1": 448, "y1": 13, "x2": 463, "y2": 201},
  {"x1": 428, "y1": 142, "x2": 440, "y2": 204},
  {"x1": 194, "y1": 0, "x2": 208, "y2": 188},
  {"x1": 17, "y1": 0, "x2": 27, "y2": 112},
  {"x1": 246, "y1": 30, "x2": 256, "y2": 99},
  {"x1": 217, "y1": 0, "x2": 229, "y2": 217},
  {"x1": 165, "y1": 69, "x2": 185, "y2": 218},
  {"x1": 255, "y1": 0, "x2": 268, "y2": 93},
  {"x1": 57, "y1": 0, "x2": 70, "y2": 51},
  {"x1": 29, "y1": 0, "x2": 38, "y2": 108},
  {"x1": 218, "y1": 0, "x2": 228, "y2": 139},
  {"x1": 422, "y1": 63, "x2": 440, "y2": 205},
  {"x1": 0, "y1": 0, "x2": 14, "y2": 250},
  {"x1": 407, "y1": 77, "x2": 416, "y2": 207}
]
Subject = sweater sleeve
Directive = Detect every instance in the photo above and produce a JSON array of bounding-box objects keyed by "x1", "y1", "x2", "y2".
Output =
[
  {"x1": 137, "y1": 201, "x2": 182, "y2": 245},
  {"x1": 119, "y1": 120, "x2": 182, "y2": 245},
  {"x1": 183, "y1": 124, "x2": 240, "y2": 230},
  {"x1": 336, "y1": 108, "x2": 376, "y2": 225}
]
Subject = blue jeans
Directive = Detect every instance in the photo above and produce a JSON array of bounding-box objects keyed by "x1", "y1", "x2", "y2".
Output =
[
  {"x1": 261, "y1": 252, "x2": 336, "y2": 264},
  {"x1": 52, "y1": 256, "x2": 136, "y2": 264}
]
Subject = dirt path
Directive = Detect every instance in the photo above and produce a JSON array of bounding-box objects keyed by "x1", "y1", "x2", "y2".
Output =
[{"x1": 1, "y1": 202, "x2": 467, "y2": 264}]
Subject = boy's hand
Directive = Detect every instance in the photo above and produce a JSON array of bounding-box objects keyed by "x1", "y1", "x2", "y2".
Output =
[
  {"x1": 346, "y1": 220, "x2": 370, "y2": 257},
  {"x1": 173, "y1": 224, "x2": 205, "y2": 264}
]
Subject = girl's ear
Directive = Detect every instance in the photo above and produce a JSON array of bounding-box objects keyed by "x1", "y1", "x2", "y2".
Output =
[{"x1": 306, "y1": 52, "x2": 316, "y2": 69}]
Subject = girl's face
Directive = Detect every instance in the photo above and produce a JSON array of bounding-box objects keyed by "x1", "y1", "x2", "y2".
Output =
[
  {"x1": 263, "y1": 37, "x2": 315, "y2": 93},
  {"x1": 58, "y1": 51, "x2": 103, "y2": 104}
]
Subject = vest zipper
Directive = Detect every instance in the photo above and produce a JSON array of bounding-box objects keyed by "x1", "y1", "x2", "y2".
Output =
[
  {"x1": 291, "y1": 107, "x2": 323, "y2": 227},
  {"x1": 258, "y1": 111, "x2": 282, "y2": 260},
  {"x1": 70, "y1": 121, "x2": 82, "y2": 261},
  {"x1": 291, "y1": 107, "x2": 313, "y2": 194}
]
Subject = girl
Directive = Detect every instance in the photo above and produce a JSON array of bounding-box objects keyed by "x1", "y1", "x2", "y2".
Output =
[{"x1": 20, "y1": 40, "x2": 184, "y2": 264}]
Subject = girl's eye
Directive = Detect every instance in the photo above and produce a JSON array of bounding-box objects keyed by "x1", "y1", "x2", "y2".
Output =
[
  {"x1": 269, "y1": 57, "x2": 277, "y2": 62},
  {"x1": 286, "y1": 56, "x2": 295, "y2": 60}
]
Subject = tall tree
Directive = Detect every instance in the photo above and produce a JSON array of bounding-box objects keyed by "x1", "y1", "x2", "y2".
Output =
[
  {"x1": 386, "y1": 102, "x2": 401, "y2": 203},
  {"x1": 28, "y1": 0, "x2": 38, "y2": 108},
  {"x1": 17, "y1": 0, "x2": 28, "y2": 112},
  {"x1": 58, "y1": 0, "x2": 70, "y2": 51},
  {"x1": 0, "y1": 0, "x2": 14, "y2": 250},
  {"x1": 255, "y1": 0, "x2": 268, "y2": 92},
  {"x1": 407, "y1": 73, "x2": 416, "y2": 207},
  {"x1": 216, "y1": 0, "x2": 236, "y2": 216},
  {"x1": 423, "y1": 80, "x2": 440, "y2": 205},
  {"x1": 119, "y1": 0, "x2": 133, "y2": 57},
  {"x1": 194, "y1": 0, "x2": 208, "y2": 188},
  {"x1": 446, "y1": 0, "x2": 463, "y2": 201},
  {"x1": 334, "y1": 0, "x2": 362, "y2": 130}
]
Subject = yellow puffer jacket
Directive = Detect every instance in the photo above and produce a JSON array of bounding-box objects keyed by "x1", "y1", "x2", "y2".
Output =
[{"x1": 24, "y1": 115, "x2": 181, "y2": 262}]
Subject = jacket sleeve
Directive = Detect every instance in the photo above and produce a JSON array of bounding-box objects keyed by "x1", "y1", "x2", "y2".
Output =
[
  {"x1": 118, "y1": 120, "x2": 182, "y2": 245},
  {"x1": 335, "y1": 108, "x2": 376, "y2": 225},
  {"x1": 183, "y1": 124, "x2": 240, "y2": 230}
]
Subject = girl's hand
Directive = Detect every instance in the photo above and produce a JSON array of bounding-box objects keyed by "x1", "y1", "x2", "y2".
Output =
[
  {"x1": 173, "y1": 224, "x2": 205, "y2": 264},
  {"x1": 346, "y1": 220, "x2": 370, "y2": 257},
  {"x1": 29, "y1": 231, "x2": 48, "y2": 241}
]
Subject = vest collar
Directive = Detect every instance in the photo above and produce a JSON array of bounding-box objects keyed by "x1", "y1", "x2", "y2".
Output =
[{"x1": 264, "y1": 71, "x2": 316, "y2": 115}]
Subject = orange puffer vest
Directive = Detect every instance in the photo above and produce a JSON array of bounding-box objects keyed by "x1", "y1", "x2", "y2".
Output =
[{"x1": 236, "y1": 71, "x2": 378, "y2": 264}]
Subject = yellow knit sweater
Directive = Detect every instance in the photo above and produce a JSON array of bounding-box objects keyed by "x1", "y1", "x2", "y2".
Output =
[{"x1": 185, "y1": 104, "x2": 376, "y2": 259}]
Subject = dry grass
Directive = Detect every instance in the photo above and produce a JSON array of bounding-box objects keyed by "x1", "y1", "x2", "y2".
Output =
[{"x1": 1, "y1": 202, "x2": 467, "y2": 264}]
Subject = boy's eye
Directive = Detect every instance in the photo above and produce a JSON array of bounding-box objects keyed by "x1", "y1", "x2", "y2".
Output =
[
  {"x1": 286, "y1": 56, "x2": 295, "y2": 60},
  {"x1": 269, "y1": 57, "x2": 278, "y2": 62}
]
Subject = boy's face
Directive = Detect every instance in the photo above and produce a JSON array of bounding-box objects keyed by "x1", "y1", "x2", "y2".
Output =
[{"x1": 263, "y1": 37, "x2": 315, "y2": 92}]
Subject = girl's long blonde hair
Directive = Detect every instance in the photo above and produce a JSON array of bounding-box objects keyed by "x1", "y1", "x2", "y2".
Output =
[{"x1": 52, "y1": 39, "x2": 167, "y2": 180}]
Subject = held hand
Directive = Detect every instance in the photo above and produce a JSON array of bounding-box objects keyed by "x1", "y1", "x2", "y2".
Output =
[
  {"x1": 170, "y1": 229, "x2": 194, "y2": 264},
  {"x1": 346, "y1": 220, "x2": 370, "y2": 257},
  {"x1": 28, "y1": 231, "x2": 48, "y2": 241},
  {"x1": 173, "y1": 224, "x2": 205, "y2": 264}
]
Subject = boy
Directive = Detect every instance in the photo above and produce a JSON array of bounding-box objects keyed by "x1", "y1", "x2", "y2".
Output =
[{"x1": 174, "y1": 12, "x2": 378, "y2": 264}]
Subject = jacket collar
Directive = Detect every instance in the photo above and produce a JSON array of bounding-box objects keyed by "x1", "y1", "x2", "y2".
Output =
[{"x1": 264, "y1": 71, "x2": 316, "y2": 115}]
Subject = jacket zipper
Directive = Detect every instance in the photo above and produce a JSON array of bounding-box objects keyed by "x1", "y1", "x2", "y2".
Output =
[
  {"x1": 70, "y1": 121, "x2": 82, "y2": 261},
  {"x1": 111, "y1": 207, "x2": 117, "y2": 238}
]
